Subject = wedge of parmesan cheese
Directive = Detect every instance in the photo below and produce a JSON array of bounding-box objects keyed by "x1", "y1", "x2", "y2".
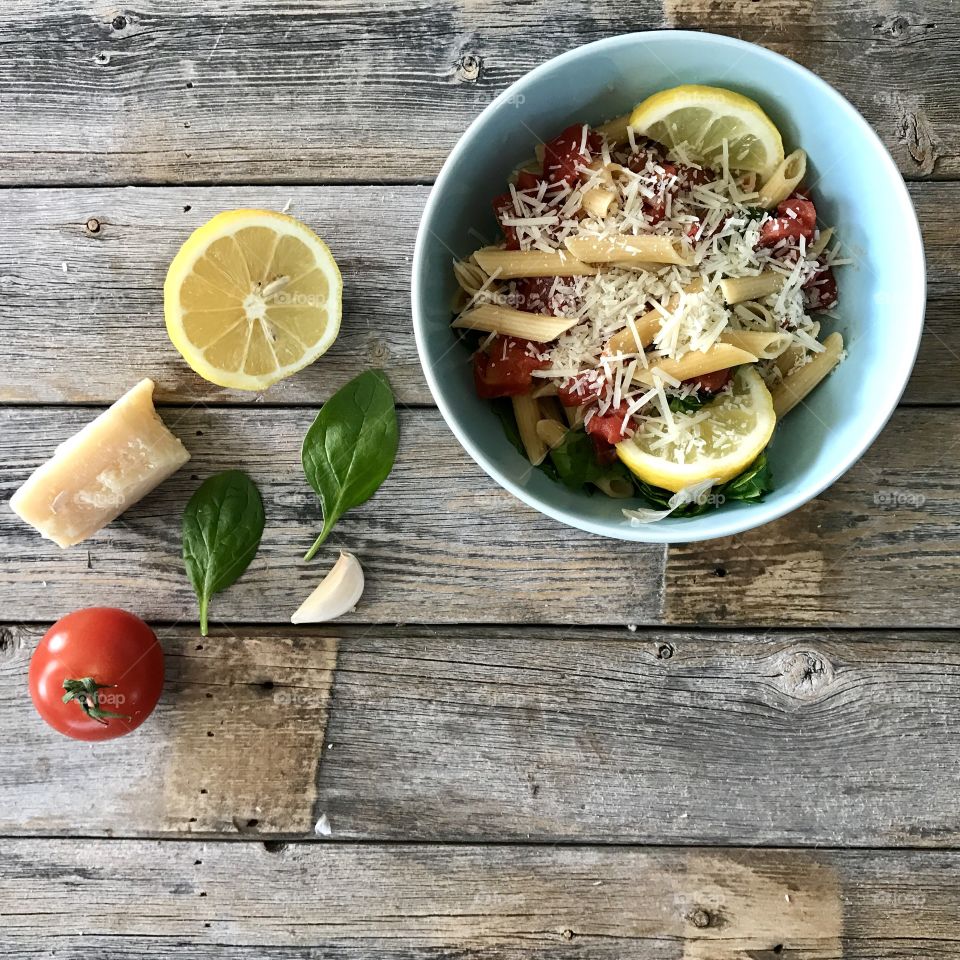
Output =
[{"x1": 10, "y1": 378, "x2": 190, "y2": 548}]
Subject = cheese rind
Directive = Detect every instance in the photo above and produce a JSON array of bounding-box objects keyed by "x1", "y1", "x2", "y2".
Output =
[{"x1": 10, "y1": 379, "x2": 190, "y2": 548}]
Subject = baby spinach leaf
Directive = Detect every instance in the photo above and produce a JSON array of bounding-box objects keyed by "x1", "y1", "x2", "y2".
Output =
[
  {"x1": 182, "y1": 470, "x2": 265, "y2": 636},
  {"x1": 492, "y1": 397, "x2": 560, "y2": 482},
  {"x1": 301, "y1": 369, "x2": 398, "y2": 560},
  {"x1": 549, "y1": 429, "x2": 631, "y2": 492}
]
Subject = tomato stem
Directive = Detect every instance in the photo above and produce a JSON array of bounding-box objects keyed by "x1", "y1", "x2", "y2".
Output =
[{"x1": 62, "y1": 677, "x2": 131, "y2": 726}]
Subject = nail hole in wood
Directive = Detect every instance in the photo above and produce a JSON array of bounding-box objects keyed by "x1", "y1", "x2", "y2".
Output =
[
  {"x1": 185, "y1": 81, "x2": 193, "y2": 89},
  {"x1": 94, "y1": 52, "x2": 111, "y2": 65},
  {"x1": 183, "y1": 204, "x2": 192, "y2": 212},
  {"x1": 207, "y1": 731, "x2": 214, "y2": 737},
  {"x1": 199, "y1": 788, "x2": 208, "y2": 795},
  {"x1": 657, "y1": 643, "x2": 674, "y2": 660},
  {"x1": 111, "y1": 15, "x2": 127, "y2": 30},
  {"x1": 188, "y1": 817, "x2": 197, "y2": 823},
  {"x1": 194, "y1": 859, "x2": 202, "y2": 865},
  {"x1": 260, "y1": 680, "x2": 275, "y2": 692},
  {"x1": 263, "y1": 840, "x2": 287, "y2": 854},
  {"x1": 84, "y1": 218, "x2": 101, "y2": 235},
  {"x1": 560, "y1": 929, "x2": 574, "y2": 941},
  {"x1": 199, "y1": 891, "x2": 207, "y2": 898},
  {"x1": 247, "y1": 818, "x2": 259, "y2": 827},
  {"x1": 773, "y1": 946, "x2": 784, "y2": 955},
  {"x1": 714, "y1": 566, "x2": 727, "y2": 578},
  {"x1": 689, "y1": 908, "x2": 711, "y2": 929}
]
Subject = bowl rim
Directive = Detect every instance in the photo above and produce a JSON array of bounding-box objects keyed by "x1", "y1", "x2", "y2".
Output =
[{"x1": 411, "y1": 29, "x2": 926, "y2": 544}]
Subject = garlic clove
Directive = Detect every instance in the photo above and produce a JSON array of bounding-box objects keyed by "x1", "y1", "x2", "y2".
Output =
[{"x1": 291, "y1": 551, "x2": 364, "y2": 624}]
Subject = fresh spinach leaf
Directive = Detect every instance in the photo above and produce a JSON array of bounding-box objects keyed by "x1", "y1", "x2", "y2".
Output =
[
  {"x1": 301, "y1": 369, "x2": 398, "y2": 560},
  {"x1": 549, "y1": 429, "x2": 632, "y2": 491},
  {"x1": 182, "y1": 470, "x2": 265, "y2": 636},
  {"x1": 668, "y1": 392, "x2": 708, "y2": 414},
  {"x1": 635, "y1": 451, "x2": 774, "y2": 517}
]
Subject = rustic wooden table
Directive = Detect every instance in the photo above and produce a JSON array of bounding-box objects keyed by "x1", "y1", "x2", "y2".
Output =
[{"x1": 2, "y1": 1, "x2": 958, "y2": 956}]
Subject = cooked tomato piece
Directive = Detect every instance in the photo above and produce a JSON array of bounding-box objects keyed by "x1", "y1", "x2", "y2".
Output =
[
  {"x1": 586, "y1": 403, "x2": 633, "y2": 444},
  {"x1": 804, "y1": 266, "x2": 838, "y2": 311},
  {"x1": 473, "y1": 336, "x2": 549, "y2": 399},
  {"x1": 684, "y1": 367, "x2": 733, "y2": 395},
  {"x1": 591, "y1": 434, "x2": 619, "y2": 466},
  {"x1": 513, "y1": 276, "x2": 559, "y2": 315},
  {"x1": 492, "y1": 192, "x2": 520, "y2": 250},
  {"x1": 515, "y1": 169, "x2": 545, "y2": 191},
  {"x1": 758, "y1": 196, "x2": 817, "y2": 247},
  {"x1": 543, "y1": 123, "x2": 602, "y2": 185},
  {"x1": 558, "y1": 374, "x2": 604, "y2": 407}
]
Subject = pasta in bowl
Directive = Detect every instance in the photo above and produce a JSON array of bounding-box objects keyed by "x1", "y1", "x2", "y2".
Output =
[{"x1": 412, "y1": 32, "x2": 925, "y2": 543}]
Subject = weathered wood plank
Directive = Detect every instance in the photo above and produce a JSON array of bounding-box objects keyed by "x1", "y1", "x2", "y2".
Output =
[
  {"x1": 0, "y1": 187, "x2": 428, "y2": 405},
  {"x1": 1, "y1": 625, "x2": 335, "y2": 836},
  {"x1": 0, "y1": 183, "x2": 955, "y2": 405},
  {"x1": 0, "y1": 407, "x2": 665, "y2": 624},
  {"x1": 5, "y1": 624, "x2": 960, "y2": 845},
  {"x1": 664, "y1": 409, "x2": 960, "y2": 627},
  {"x1": 0, "y1": 1, "x2": 957, "y2": 184},
  {"x1": 7, "y1": 839, "x2": 960, "y2": 958}
]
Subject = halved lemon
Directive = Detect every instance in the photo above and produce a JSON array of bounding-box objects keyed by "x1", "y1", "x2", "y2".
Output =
[
  {"x1": 629, "y1": 84, "x2": 784, "y2": 181},
  {"x1": 164, "y1": 209, "x2": 342, "y2": 391},
  {"x1": 617, "y1": 366, "x2": 776, "y2": 493}
]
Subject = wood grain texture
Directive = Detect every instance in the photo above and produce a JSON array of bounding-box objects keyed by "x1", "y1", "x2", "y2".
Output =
[
  {"x1": 664, "y1": 409, "x2": 960, "y2": 627},
  {"x1": 0, "y1": 407, "x2": 665, "y2": 625},
  {"x1": 0, "y1": 625, "x2": 335, "y2": 836},
  {"x1": 6, "y1": 624, "x2": 960, "y2": 845},
  {"x1": 0, "y1": 1, "x2": 957, "y2": 185},
  {"x1": 0, "y1": 187, "x2": 427, "y2": 405},
  {"x1": 0, "y1": 183, "x2": 955, "y2": 405},
  {"x1": 9, "y1": 839, "x2": 960, "y2": 958}
]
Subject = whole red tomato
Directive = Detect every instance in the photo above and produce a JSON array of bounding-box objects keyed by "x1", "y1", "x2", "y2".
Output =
[{"x1": 29, "y1": 608, "x2": 164, "y2": 741}]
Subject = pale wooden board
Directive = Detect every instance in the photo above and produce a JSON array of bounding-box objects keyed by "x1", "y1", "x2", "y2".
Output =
[
  {"x1": 0, "y1": 1, "x2": 957, "y2": 185},
  {"x1": 5, "y1": 624, "x2": 960, "y2": 846},
  {"x1": 0, "y1": 407, "x2": 665, "y2": 625},
  {"x1": 0, "y1": 183, "x2": 955, "y2": 405},
  {"x1": 664, "y1": 409, "x2": 960, "y2": 627},
  {"x1": 9, "y1": 839, "x2": 960, "y2": 958}
]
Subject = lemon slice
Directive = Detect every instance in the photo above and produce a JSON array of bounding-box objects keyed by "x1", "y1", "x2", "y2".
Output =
[
  {"x1": 164, "y1": 209, "x2": 342, "y2": 391},
  {"x1": 629, "y1": 84, "x2": 784, "y2": 181},
  {"x1": 617, "y1": 366, "x2": 776, "y2": 493}
]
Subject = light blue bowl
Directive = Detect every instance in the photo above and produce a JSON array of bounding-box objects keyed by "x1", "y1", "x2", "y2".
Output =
[{"x1": 412, "y1": 31, "x2": 925, "y2": 543}]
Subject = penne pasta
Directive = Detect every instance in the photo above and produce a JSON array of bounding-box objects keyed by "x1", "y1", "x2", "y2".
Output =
[
  {"x1": 758, "y1": 149, "x2": 807, "y2": 209},
  {"x1": 776, "y1": 322, "x2": 821, "y2": 376},
  {"x1": 530, "y1": 380, "x2": 559, "y2": 399},
  {"x1": 808, "y1": 226, "x2": 834, "y2": 259},
  {"x1": 595, "y1": 113, "x2": 631, "y2": 145},
  {"x1": 581, "y1": 186, "x2": 618, "y2": 218},
  {"x1": 592, "y1": 475, "x2": 635, "y2": 498},
  {"x1": 719, "y1": 330, "x2": 793, "y2": 359},
  {"x1": 719, "y1": 271, "x2": 785, "y2": 304},
  {"x1": 473, "y1": 248, "x2": 598, "y2": 279},
  {"x1": 564, "y1": 234, "x2": 694, "y2": 267},
  {"x1": 453, "y1": 304, "x2": 578, "y2": 341},
  {"x1": 633, "y1": 344, "x2": 758, "y2": 385},
  {"x1": 512, "y1": 394, "x2": 548, "y2": 465},
  {"x1": 606, "y1": 281, "x2": 704, "y2": 354},
  {"x1": 563, "y1": 404, "x2": 587, "y2": 429},
  {"x1": 771, "y1": 331, "x2": 843, "y2": 417},
  {"x1": 537, "y1": 396, "x2": 566, "y2": 424},
  {"x1": 535, "y1": 418, "x2": 568, "y2": 450}
]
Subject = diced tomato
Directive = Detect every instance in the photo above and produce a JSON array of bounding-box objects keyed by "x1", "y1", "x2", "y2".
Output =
[
  {"x1": 804, "y1": 266, "x2": 838, "y2": 311},
  {"x1": 492, "y1": 192, "x2": 520, "y2": 250},
  {"x1": 473, "y1": 336, "x2": 549, "y2": 399},
  {"x1": 585, "y1": 402, "x2": 633, "y2": 444},
  {"x1": 515, "y1": 169, "x2": 545, "y2": 191},
  {"x1": 758, "y1": 196, "x2": 817, "y2": 248},
  {"x1": 512, "y1": 276, "x2": 559, "y2": 315},
  {"x1": 591, "y1": 434, "x2": 619, "y2": 466},
  {"x1": 684, "y1": 367, "x2": 733, "y2": 396},
  {"x1": 558, "y1": 374, "x2": 604, "y2": 407},
  {"x1": 543, "y1": 123, "x2": 602, "y2": 186}
]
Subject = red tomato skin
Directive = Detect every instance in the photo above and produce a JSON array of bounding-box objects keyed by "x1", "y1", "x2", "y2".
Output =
[
  {"x1": 685, "y1": 367, "x2": 733, "y2": 395},
  {"x1": 473, "y1": 337, "x2": 549, "y2": 399},
  {"x1": 758, "y1": 197, "x2": 817, "y2": 247},
  {"x1": 591, "y1": 434, "x2": 620, "y2": 465},
  {"x1": 543, "y1": 124, "x2": 602, "y2": 185},
  {"x1": 586, "y1": 403, "x2": 633, "y2": 444},
  {"x1": 492, "y1": 193, "x2": 521, "y2": 250},
  {"x1": 558, "y1": 375, "x2": 604, "y2": 407},
  {"x1": 804, "y1": 265, "x2": 839, "y2": 311},
  {"x1": 29, "y1": 608, "x2": 164, "y2": 742}
]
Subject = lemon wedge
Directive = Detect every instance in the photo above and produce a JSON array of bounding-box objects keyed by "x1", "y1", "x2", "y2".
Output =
[
  {"x1": 617, "y1": 366, "x2": 776, "y2": 493},
  {"x1": 629, "y1": 84, "x2": 784, "y2": 181},
  {"x1": 164, "y1": 209, "x2": 342, "y2": 391}
]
